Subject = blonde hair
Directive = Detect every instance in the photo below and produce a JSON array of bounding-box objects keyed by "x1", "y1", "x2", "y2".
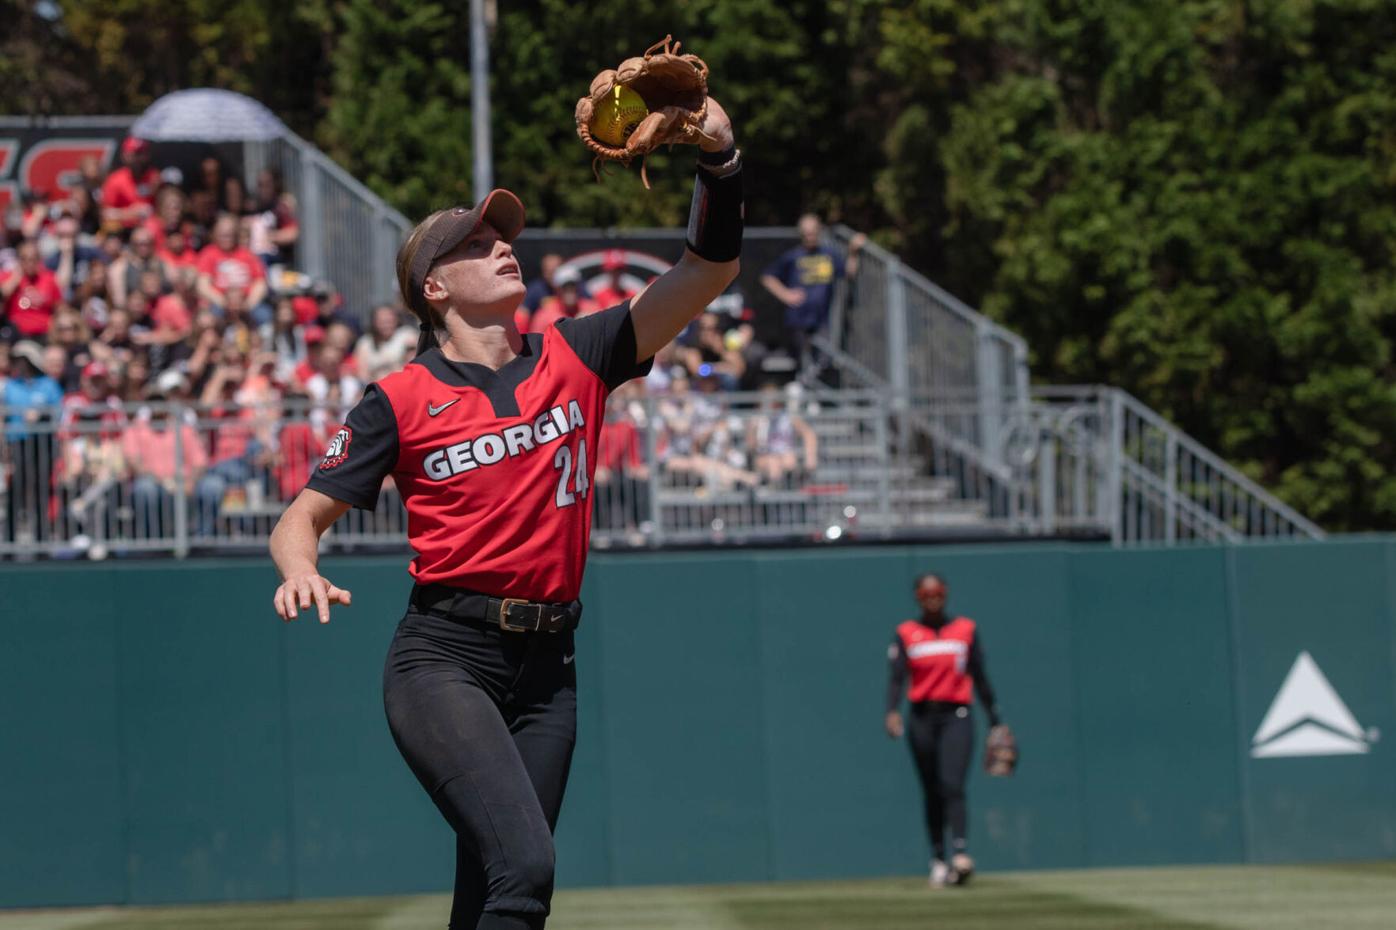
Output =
[{"x1": 396, "y1": 210, "x2": 453, "y2": 355}]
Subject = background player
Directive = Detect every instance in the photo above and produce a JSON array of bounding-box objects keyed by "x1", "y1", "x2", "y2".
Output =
[
  {"x1": 885, "y1": 572, "x2": 1003, "y2": 887},
  {"x1": 267, "y1": 98, "x2": 741, "y2": 929}
]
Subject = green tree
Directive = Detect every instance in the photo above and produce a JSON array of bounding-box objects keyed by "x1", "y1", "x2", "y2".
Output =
[
  {"x1": 318, "y1": 1, "x2": 475, "y2": 219},
  {"x1": 12, "y1": 0, "x2": 1396, "y2": 529},
  {"x1": 933, "y1": 0, "x2": 1396, "y2": 529},
  {"x1": 23, "y1": 0, "x2": 329, "y2": 123}
]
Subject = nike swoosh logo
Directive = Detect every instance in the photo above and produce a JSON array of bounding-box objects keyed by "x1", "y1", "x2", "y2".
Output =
[
  {"x1": 562, "y1": 654, "x2": 575, "y2": 665},
  {"x1": 427, "y1": 399, "x2": 459, "y2": 417}
]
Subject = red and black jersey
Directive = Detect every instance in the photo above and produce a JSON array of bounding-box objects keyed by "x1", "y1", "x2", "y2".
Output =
[
  {"x1": 886, "y1": 615, "x2": 999, "y2": 723},
  {"x1": 306, "y1": 302, "x2": 651, "y2": 602}
]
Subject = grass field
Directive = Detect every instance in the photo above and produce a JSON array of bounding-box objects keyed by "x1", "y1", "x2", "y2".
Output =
[{"x1": 3, "y1": 862, "x2": 1394, "y2": 930}]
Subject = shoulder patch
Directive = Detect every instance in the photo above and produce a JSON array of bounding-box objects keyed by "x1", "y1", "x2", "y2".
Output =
[{"x1": 320, "y1": 426, "x2": 352, "y2": 470}]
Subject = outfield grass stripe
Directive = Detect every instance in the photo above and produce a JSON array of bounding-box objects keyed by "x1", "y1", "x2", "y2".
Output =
[
  {"x1": 0, "y1": 910, "x2": 121, "y2": 930},
  {"x1": 551, "y1": 877, "x2": 1222, "y2": 930},
  {"x1": 550, "y1": 885, "x2": 743, "y2": 929},
  {"x1": 1, "y1": 864, "x2": 1392, "y2": 930},
  {"x1": 8, "y1": 897, "x2": 407, "y2": 930},
  {"x1": 1013, "y1": 863, "x2": 1396, "y2": 930},
  {"x1": 371, "y1": 895, "x2": 450, "y2": 930}
]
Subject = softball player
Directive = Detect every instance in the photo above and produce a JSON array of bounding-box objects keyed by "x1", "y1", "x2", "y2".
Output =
[
  {"x1": 884, "y1": 573, "x2": 1002, "y2": 887},
  {"x1": 268, "y1": 100, "x2": 742, "y2": 930}
]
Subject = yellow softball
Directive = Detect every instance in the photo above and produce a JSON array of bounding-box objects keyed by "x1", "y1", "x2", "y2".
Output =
[{"x1": 590, "y1": 85, "x2": 649, "y2": 147}]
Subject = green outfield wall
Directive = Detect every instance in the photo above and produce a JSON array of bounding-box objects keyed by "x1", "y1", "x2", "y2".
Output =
[{"x1": 3, "y1": 538, "x2": 1395, "y2": 907}]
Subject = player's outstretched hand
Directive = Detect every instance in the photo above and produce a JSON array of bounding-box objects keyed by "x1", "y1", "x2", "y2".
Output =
[
  {"x1": 274, "y1": 572, "x2": 352, "y2": 624},
  {"x1": 697, "y1": 96, "x2": 735, "y2": 154}
]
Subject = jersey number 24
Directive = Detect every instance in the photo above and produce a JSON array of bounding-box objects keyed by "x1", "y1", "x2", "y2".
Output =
[{"x1": 554, "y1": 439, "x2": 589, "y2": 508}]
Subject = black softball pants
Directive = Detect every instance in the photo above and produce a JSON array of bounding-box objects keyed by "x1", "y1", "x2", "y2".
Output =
[
  {"x1": 383, "y1": 608, "x2": 577, "y2": 930},
  {"x1": 906, "y1": 702, "x2": 973, "y2": 860}
]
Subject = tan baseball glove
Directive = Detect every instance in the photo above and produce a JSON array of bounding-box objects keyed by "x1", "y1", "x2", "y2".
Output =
[
  {"x1": 984, "y1": 724, "x2": 1018, "y2": 777},
  {"x1": 575, "y1": 35, "x2": 712, "y2": 188}
]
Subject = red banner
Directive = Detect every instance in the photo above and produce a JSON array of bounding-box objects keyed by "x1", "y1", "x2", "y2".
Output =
[{"x1": 0, "y1": 123, "x2": 127, "y2": 215}]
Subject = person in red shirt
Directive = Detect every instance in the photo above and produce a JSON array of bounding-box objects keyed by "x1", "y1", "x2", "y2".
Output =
[
  {"x1": 196, "y1": 214, "x2": 268, "y2": 311},
  {"x1": 588, "y1": 249, "x2": 637, "y2": 308},
  {"x1": 525, "y1": 266, "x2": 600, "y2": 333},
  {"x1": 1, "y1": 240, "x2": 64, "y2": 338},
  {"x1": 273, "y1": 382, "x2": 340, "y2": 501},
  {"x1": 267, "y1": 95, "x2": 742, "y2": 930},
  {"x1": 592, "y1": 383, "x2": 650, "y2": 533},
  {"x1": 151, "y1": 266, "x2": 197, "y2": 339},
  {"x1": 157, "y1": 227, "x2": 199, "y2": 272},
  {"x1": 145, "y1": 184, "x2": 188, "y2": 251},
  {"x1": 885, "y1": 573, "x2": 1005, "y2": 888},
  {"x1": 101, "y1": 138, "x2": 160, "y2": 230}
]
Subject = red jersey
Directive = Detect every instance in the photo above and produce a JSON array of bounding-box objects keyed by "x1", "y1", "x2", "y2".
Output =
[
  {"x1": 590, "y1": 284, "x2": 634, "y2": 308},
  {"x1": 598, "y1": 417, "x2": 643, "y2": 471},
  {"x1": 307, "y1": 302, "x2": 651, "y2": 603},
  {"x1": 895, "y1": 617, "x2": 977, "y2": 705},
  {"x1": 158, "y1": 245, "x2": 199, "y2": 271},
  {"x1": 528, "y1": 295, "x2": 602, "y2": 334},
  {"x1": 152, "y1": 293, "x2": 194, "y2": 333},
  {"x1": 3, "y1": 267, "x2": 63, "y2": 337},
  {"x1": 196, "y1": 245, "x2": 266, "y2": 295},
  {"x1": 277, "y1": 420, "x2": 338, "y2": 502},
  {"x1": 101, "y1": 167, "x2": 160, "y2": 226}
]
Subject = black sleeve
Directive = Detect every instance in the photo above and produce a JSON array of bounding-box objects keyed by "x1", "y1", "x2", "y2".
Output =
[
  {"x1": 555, "y1": 300, "x2": 654, "y2": 391},
  {"x1": 967, "y1": 634, "x2": 1001, "y2": 726},
  {"x1": 885, "y1": 635, "x2": 908, "y2": 713},
  {"x1": 304, "y1": 384, "x2": 399, "y2": 510}
]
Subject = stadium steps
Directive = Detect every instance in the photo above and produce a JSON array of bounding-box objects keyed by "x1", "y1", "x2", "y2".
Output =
[{"x1": 798, "y1": 412, "x2": 990, "y2": 529}]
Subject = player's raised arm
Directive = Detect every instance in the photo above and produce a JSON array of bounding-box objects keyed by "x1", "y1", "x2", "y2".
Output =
[
  {"x1": 628, "y1": 96, "x2": 742, "y2": 361},
  {"x1": 269, "y1": 487, "x2": 353, "y2": 623},
  {"x1": 573, "y1": 38, "x2": 743, "y2": 363}
]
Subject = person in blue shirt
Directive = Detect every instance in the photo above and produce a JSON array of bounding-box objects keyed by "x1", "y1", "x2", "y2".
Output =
[
  {"x1": 760, "y1": 214, "x2": 865, "y2": 375},
  {"x1": 4, "y1": 341, "x2": 63, "y2": 441},
  {"x1": 4, "y1": 340, "x2": 63, "y2": 542}
]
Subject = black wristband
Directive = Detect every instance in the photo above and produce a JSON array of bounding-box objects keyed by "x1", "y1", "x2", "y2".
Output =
[
  {"x1": 698, "y1": 143, "x2": 738, "y2": 167},
  {"x1": 686, "y1": 165, "x2": 743, "y2": 263}
]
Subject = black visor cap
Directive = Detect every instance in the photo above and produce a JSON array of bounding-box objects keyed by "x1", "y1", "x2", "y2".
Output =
[{"x1": 407, "y1": 189, "x2": 526, "y2": 317}]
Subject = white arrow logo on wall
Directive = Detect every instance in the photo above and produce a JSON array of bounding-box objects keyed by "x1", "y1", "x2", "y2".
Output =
[{"x1": 1250, "y1": 652, "x2": 1372, "y2": 758}]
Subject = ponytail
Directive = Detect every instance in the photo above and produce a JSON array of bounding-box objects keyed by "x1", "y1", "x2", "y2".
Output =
[
  {"x1": 396, "y1": 208, "x2": 451, "y2": 357},
  {"x1": 416, "y1": 321, "x2": 437, "y2": 357}
]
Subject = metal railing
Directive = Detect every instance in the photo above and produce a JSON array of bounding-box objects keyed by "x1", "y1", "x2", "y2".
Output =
[
  {"x1": 1098, "y1": 388, "x2": 1322, "y2": 543},
  {"x1": 817, "y1": 227, "x2": 1322, "y2": 545},
  {"x1": 243, "y1": 133, "x2": 412, "y2": 320},
  {"x1": 905, "y1": 385, "x2": 1321, "y2": 544},
  {"x1": 828, "y1": 226, "x2": 1031, "y2": 475},
  {"x1": 0, "y1": 391, "x2": 951, "y2": 560},
  {"x1": 0, "y1": 382, "x2": 1318, "y2": 560}
]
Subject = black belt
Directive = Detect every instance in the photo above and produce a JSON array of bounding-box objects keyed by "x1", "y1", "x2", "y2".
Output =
[
  {"x1": 409, "y1": 583, "x2": 581, "y2": 633},
  {"x1": 911, "y1": 700, "x2": 969, "y2": 714}
]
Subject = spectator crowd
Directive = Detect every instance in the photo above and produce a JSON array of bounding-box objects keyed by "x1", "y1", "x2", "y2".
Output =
[
  {"x1": 0, "y1": 136, "x2": 418, "y2": 548},
  {"x1": 0, "y1": 137, "x2": 844, "y2": 552},
  {"x1": 519, "y1": 250, "x2": 824, "y2": 537}
]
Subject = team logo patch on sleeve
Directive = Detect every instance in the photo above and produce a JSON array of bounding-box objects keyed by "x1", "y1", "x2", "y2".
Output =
[{"x1": 320, "y1": 427, "x2": 352, "y2": 471}]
